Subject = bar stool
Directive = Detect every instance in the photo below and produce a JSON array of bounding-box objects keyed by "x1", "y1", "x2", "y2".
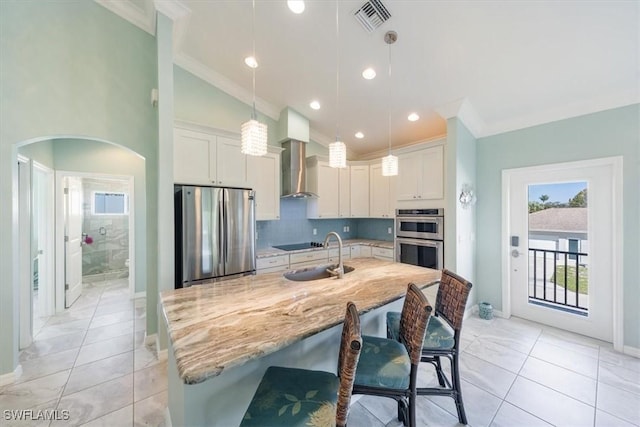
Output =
[
  {"x1": 387, "y1": 269, "x2": 473, "y2": 424},
  {"x1": 240, "y1": 302, "x2": 362, "y2": 427},
  {"x1": 352, "y1": 283, "x2": 433, "y2": 427}
]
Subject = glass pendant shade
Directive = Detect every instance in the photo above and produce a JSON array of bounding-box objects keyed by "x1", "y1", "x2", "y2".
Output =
[
  {"x1": 329, "y1": 141, "x2": 347, "y2": 168},
  {"x1": 241, "y1": 119, "x2": 268, "y2": 156},
  {"x1": 381, "y1": 154, "x2": 398, "y2": 176}
]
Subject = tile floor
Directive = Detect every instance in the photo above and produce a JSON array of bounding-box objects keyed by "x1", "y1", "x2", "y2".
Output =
[
  {"x1": 1, "y1": 279, "x2": 639, "y2": 426},
  {"x1": 0, "y1": 279, "x2": 166, "y2": 427}
]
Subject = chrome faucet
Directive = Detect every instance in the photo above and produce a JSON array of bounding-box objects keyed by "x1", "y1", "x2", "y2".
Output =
[{"x1": 323, "y1": 231, "x2": 344, "y2": 279}]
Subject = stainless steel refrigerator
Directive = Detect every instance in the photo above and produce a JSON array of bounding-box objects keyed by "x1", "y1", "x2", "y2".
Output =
[{"x1": 175, "y1": 186, "x2": 256, "y2": 288}]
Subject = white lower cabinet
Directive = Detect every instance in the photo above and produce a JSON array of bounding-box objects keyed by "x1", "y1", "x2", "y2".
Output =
[
  {"x1": 256, "y1": 254, "x2": 289, "y2": 275},
  {"x1": 289, "y1": 250, "x2": 328, "y2": 268},
  {"x1": 372, "y1": 246, "x2": 394, "y2": 261},
  {"x1": 328, "y1": 247, "x2": 351, "y2": 264},
  {"x1": 349, "y1": 245, "x2": 372, "y2": 258}
]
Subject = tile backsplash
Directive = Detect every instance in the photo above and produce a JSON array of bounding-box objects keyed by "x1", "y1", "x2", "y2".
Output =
[{"x1": 256, "y1": 199, "x2": 393, "y2": 249}]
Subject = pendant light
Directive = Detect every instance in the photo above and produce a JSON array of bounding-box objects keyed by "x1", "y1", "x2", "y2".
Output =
[
  {"x1": 381, "y1": 30, "x2": 398, "y2": 176},
  {"x1": 329, "y1": 0, "x2": 346, "y2": 168},
  {"x1": 241, "y1": 0, "x2": 268, "y2": 157}
]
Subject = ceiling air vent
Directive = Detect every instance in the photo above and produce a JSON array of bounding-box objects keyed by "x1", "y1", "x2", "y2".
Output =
[{"x1": 353, "y1": 0, "x2": 391, "y2": 33}]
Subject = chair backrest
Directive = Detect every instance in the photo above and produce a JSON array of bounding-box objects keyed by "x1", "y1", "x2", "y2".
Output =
[
  {"x1": 399, "y1": 283, "x2": 433, "y2": 365},
  {"x1": 336, "y1": 302, "x2": 363, "y2": 427},
  {"x1": 436, "y1": 269, "x2": 473, "y2": 332}
]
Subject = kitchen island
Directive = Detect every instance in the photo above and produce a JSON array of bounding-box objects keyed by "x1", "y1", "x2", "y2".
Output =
[{"x1": 161, "y1": 257, "x2": 440, "y2": 426}]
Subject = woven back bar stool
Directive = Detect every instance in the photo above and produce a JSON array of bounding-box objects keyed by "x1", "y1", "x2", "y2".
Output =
[
  {"x1": 240, "y1": 302, "x2": 362, "y2": 427},
  {"x1": 352, "y1": 283, "x2": 433, "y2": 427},
  {"x1": 387, "y1": 269, "x2": 473, "y2": 424}
]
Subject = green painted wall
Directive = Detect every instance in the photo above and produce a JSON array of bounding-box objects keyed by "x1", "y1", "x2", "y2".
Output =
[
  {"x1": 476, "y1": 104, "x2": 640, "y2": 348},
  {"x1": 17, "y1": 140, "x2": 55, "y2": 169},
  {"x1": 174, "y1": 66, "x2": 329, "y2": 156},
  {"x1": 0, "y1": 1, "x2": 158, "y2": 376}
]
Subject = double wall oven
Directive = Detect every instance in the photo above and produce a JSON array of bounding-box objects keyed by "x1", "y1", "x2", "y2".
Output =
[{"x1": 395, "y1": 208, "x2": 444, "y2": 270}]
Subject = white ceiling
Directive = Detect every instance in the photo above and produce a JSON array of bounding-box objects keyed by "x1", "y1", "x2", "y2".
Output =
[{"x1": 98, "y1": 0, "x2": 639, "y2": 157}]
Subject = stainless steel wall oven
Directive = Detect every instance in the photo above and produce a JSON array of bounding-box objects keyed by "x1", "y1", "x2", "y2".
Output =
[{"x1": 395, "y1": 208, "x2": 444, "y2": 270}]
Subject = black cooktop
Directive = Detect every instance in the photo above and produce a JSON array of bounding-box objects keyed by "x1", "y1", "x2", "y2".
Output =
[{"x1": 273, "y1": 242, "x2": 324, "y2": 251}]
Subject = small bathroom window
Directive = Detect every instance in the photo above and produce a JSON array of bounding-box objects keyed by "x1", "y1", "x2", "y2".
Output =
[{"x1": 92, "y1": 192, "x2": 128, "y2": 215}]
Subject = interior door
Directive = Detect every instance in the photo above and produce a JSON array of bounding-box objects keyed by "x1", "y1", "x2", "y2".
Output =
[
  {"x1": 65, "y1": 176, "x2": 83, "y2": 308},
  {"x1": 507, "y1": 160, "x2": 615, "y2": 342}
]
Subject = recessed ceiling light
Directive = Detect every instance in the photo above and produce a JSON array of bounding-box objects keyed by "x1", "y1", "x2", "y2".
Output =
[
  {"x1": 362, "y1": 68, "x2": 376, "y2": 80},
  {"x1": 244, "y1": 56, "x2": 258, "y2": 69},
  {"x1": 355, "y1": 132, "x2": 364, "y2": 139},
  {"x1": 287, "y1": 0, "x2": 305, "y2": 14},
  {"x1": 408, "y1": 113, "x2": 420, "y2": 122},
  {"x1": 309, "y1": 100, "x2": 321, "y2": 110}
]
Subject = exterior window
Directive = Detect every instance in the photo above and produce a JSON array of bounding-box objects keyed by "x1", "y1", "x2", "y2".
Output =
[{"x1": 92, "y1": 192, "x2": 128, "y2": 215}]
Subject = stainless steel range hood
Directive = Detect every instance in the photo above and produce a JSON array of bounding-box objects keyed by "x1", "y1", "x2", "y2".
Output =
[{"x1": 281, "y1": 139, "x2": 317, "y2": 198}]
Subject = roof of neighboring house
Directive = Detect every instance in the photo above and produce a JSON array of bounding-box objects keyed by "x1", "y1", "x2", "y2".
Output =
[{"x1": 528, "y1": 208, "x2": 587, "y2": 233}]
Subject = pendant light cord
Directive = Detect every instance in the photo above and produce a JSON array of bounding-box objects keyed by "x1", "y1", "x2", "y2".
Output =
[
  {"x1": 335, "y1": 0, "x2": 340, "y2": 142},
  {"x1": 388, "y1": 37, "x2": 392, "y2": 155},
  {"x1": 251, "y1": 0, "x2": 257, "y2": 120}
]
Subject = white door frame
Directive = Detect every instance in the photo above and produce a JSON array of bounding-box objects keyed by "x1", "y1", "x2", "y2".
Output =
[
  {"x1": 17, "y1": 155, "x2": 32, "y2": 349},
  {"x1": 502, "y1": 156, "x2": 623, "y2": 351},
  {"x1": 32, "y1": 161, "x2": 55, "y2": 317},
  {"x1": 55, "y1": 171, "x2": 135, "y2": 312}
]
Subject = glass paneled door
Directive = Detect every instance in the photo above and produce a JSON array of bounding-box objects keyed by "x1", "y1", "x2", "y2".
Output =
[{"x1": 505, "y1": 158, "x2": 620, "y2": 342}]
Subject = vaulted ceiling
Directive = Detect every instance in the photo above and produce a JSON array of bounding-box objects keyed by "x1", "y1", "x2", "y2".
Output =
[{"x1": 97, "y1": 0, "x2": 639, "y2": 157}]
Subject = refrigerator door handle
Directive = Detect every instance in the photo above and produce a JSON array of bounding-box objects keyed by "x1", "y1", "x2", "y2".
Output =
[
  {"x1": 218, "y1": 189, "x2": 225, "y2": 274},
  {"x1": 223, "y1": 189, "x2": 229, "y2": 268}
]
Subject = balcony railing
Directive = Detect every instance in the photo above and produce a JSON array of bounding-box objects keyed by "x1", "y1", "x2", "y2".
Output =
[{"x1": 528, "y1": 248, "x2": 588, "y2": 315}]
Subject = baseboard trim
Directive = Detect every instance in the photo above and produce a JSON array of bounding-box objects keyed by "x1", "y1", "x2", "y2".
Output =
[
  {"x1": 623, "y1": 345, "x2": 640, "y2": 358},
  {"x1": 133, "y1": 291, "x2": 146, "y2": 300},
  {"x1": 0, "y1": 364, "x2": 22, "y2": 387},
  {"x1": 145, "y1": 333, "x2": 157, "y2": 346}
]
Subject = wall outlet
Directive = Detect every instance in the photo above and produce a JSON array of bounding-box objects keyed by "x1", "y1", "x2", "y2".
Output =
[
  {"x1": 346, "y1": 226, "x2": 350, "y2": 232},
  {"x1": 387, "y1": 227, "x2": 392, "y2": 234},
  {"x1": 313, "y1": 228, "x2": 317, "y2": 235},
  {"x1": 343, "y1": 226, "x2": 347, "y2": 232}
]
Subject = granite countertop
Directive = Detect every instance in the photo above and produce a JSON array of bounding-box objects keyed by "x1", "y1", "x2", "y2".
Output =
[
  {"x1": 256, "y1": 239, "x2": 394, "y2": 258},
  {"x1": 160, "y1": 257, "x2": 440, "y2": 385}
]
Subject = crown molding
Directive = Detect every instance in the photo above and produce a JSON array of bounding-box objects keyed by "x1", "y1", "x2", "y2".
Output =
[
  {"x1": 95, "y1": 0, "x2": 156, "y2": 35},
  {"x1": 435, "y1": 98, "x2": 485, "y2": 138},
  {"x1": 154, "y1": 0, "x2": 190, "y2": 21},
  {"x1": 175, "y1": 53, "x2": 281, "y2": 121},
  {"x1": 480, "y1": 91, "x2": 640, "y2": 138},
  {"x1": 354, "y1": 135, "x2": 447, "y2": 160}
]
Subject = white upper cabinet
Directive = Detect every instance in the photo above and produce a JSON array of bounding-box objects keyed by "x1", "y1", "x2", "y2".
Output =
[
  {"x1": 396, "y1": 145, "x2": 444, "y2": 201},
  {"x1": 247, "y1": 151, "x2": 280, "y2": 221},
  {"x1": 350, "y1": 164, "x2": 369, "y2": 217},
  {"x1": 174, "y1": 128, "x2": 247, "y2": 187},
  {"x1": 306, "y1": 157, "x2": 340, "y2": 218},
  {"x1": 369, "y1": 163, "x2": 396, "y2": 218},
  {"x1": 338, "y1": 166, "x2": 350, "y2": 218}
]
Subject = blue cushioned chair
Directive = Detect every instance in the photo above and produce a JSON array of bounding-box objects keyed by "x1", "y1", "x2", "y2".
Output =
[
  {"x1": 386, "y1": 269, "x2": 473, "y2": 425},
  {"x1": 353, "y1": 283, "x2": 433, "y2": 427},
  {"x1": 241, "y1": 302, "x2": 362, "y2": 427}
]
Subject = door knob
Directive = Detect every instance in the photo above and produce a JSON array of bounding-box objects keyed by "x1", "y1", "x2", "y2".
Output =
[{"x1": 511, "y1": 249, "x2": 524, "y2": 258}]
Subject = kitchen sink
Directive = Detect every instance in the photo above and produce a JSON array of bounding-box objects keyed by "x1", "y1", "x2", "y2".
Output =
[{"x1": 284, "y1": 264, "x2": 355, "y2": 282}]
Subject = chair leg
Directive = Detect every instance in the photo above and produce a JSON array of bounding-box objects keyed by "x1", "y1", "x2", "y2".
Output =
[
  {"x1": 434, "y1": 356, "x2": 447, "y2": 387},
  {"x1": 397, "y1": 398, "x2": 409, "y2": 427},
  {"x1": 409, "y1": 391, "x2": 417, "y2": 427},
  {"x1": 451, "y1": 352, "x2": 468, "y2": 425}
]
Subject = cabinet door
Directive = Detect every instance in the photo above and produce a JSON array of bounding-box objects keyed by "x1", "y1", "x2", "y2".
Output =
[
  {"x1": 396, "y1": 154, "x2": 421, "y2": 201},
  {"x1": 247, "y1": 152, "x2": 280, "y2": 220},
  {"x1": 350, "y1": 165, "x2": 369, "y2": 217},
  {"x1": 369, "y1": 163, "x2": 390, "y2": 218},
  {"x1": 215, "y1": 136, "x2": 247, "y2": 187},
  {"x1": 419, "y1": 145, "x2": 444, "y2": 200},
  {"x1": 316, "y1": 163, "x2": 339, "y2": 217},
  {"x1": 338, "y1": 166, "x2": 350, "y2": 218},
  {"x1": 174, "y1": 129, "x2": 215, "y2": 185}
]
